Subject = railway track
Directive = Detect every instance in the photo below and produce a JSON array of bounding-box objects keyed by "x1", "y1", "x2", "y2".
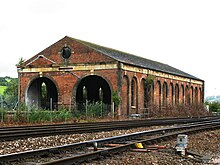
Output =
[
  {"x1": 0, "y1": 118, "x2": 220, "y2": 164},
  {"x1": 0, "y1": 117, "x2": 217, "y2": 141}
]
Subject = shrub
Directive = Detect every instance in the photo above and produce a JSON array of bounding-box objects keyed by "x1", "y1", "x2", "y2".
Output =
[
  {"x1": 0, "y1": 108, "x2": 6, "y2": 122},
  {"x1": 87, "y1": 101, "x2": 103, "y2": 117},
  {"x1": 28, "y1": 109, "x2": 73, "y2": 123}
]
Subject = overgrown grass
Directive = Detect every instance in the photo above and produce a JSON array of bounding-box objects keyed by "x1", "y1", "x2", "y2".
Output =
[
  {"x1": 12, "y1": 105, "x2": 73, "y2": 123},
  {"x1": 0, "y1": 86, "x2": 6, "y2": 95},
  {"x1": 0, "y1": 102, "x2": 110, "y2": 124}
]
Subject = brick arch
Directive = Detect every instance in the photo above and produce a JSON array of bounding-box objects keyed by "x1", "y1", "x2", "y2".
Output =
[
  {"x1": 74, "y1": 75, "x2": 112, "y2": 116},
  {"x1": 195, "y1": 87, "x2": 198, "y2": 105},
  {"x1": 199, "y1": 87, "x2": 202, "y2": 104},
  {"x1": 175, "y1": 84, "x2": 179, "y2": 105},
  {"x1": 72, "y1": 73, "x2": 113, "y2": 102},
  {"x1": 131, "y1": 76, "x2": 138, "y2": 113},
  {"x1": 156, "y1": 80, "x2": 162, "y2": 108},
  {"x1": 144, "y1": 75, "x2": 154, "y2": 107},
  {"x1": 180, "y1": 84, "x2": 185, "y2": 104},
  {"x1": 162, "y1": 82, "x2": 168, "y2": 107},
  {"x1": 169, "y1": 83, "x2": 174, "y2": 105},
  {"x1": 185, "y1": 85, "x2": 190, "y2": 105},
  {"x1": 140, "y1": 78, "x2": 146, "y2": 109},
  {"x1": 190, "y1": 86, "x2": 194, "y2": 104},
  {"x1": 121, "y1": 75, "x2": 130, "y2": 116},
  {"x1": 25, "y1": 76, "x2": 59, "y2": 110}
]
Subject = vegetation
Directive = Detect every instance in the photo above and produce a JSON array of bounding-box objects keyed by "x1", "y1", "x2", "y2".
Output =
[
  {"x1": 3, "y1": 78, "x2": 18, "y2": 109},
  {"x1": 205, "y1": 101, "x2": 220, "y2": 113},
  {"x1": 16, "y1": 57, "x2": 25, "y2": 68},
  {"x1": 112, "y1": 91, "x2": 121, "y2": 108},
  {"x1": 145, "y1": 103, "x2": 210, "y2": 118},
  {"x1": 0, "y1": 86, "x2": 7, "y2": 95},
  {"x1": 1, "y1": 104, "x2": 73, "y2": 124}
]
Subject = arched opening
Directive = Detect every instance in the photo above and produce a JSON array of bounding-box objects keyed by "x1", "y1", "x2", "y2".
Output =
[
  {"x1": 26, "y1": 77, "x2": 58, "y2": 110},
  {"x1": 145, "y1": 75, "x2": 154, "y2": 107},
  {"x1": 76, "y1": 75, "x2": 111, "y2": 116},
  {"x1": 162, "y1": 82, "x2": 168, "y2": 108},
  {"x1": 185, "y1": 85, "x2": 190, "y2": 105},
  {"x1": 122, "y1": 76, "x2": 129, "y2": 116},
  {"x1": 181, "y1": 84, "x2": 185, "y2": 104},
  {"x1": 195, "y1": 87, "x2": 198, "y2": 105},
  {"x1": 190, "y1": 86, "x2": 194, "y2": 104},
  {"x1": 140, "y1": 78, "x2": 146, "y2": 109},
  {"x1": 131, "y1": 77, "x2": 138, "y2": 113},
  {"x1": 156, "y1": 81, "x2": 162, "y2": 109},
  {"x1": 169, "y1": 83, "x2": 174, "y2": 105},
  {"x1": 175, "y1": 84, "x2": 179, "y2": 105},
  {"x1": 199, "y1": 87, "x2": 202, "y2": 104}
]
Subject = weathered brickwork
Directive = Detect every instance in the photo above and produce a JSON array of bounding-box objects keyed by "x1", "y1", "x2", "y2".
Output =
[{"x1": 18, "y1": 36, "x2": 204, "y2": 118}]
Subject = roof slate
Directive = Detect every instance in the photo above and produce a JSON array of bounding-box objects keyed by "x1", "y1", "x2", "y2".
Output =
[{"x1": 69, "y1": 37, "x2": 201, "y2": 81}]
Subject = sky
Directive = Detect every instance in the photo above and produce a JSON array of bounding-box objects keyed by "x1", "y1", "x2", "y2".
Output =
[{"x1": 0, "y1": 0, "x2": 220, "y2": 97}]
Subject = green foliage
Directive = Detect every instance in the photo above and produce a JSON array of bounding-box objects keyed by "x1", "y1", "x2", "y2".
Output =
[
  {"x1": 144, "y1": 75, "x2": 155, "y2": 106},
  {"x1": 144, "y1": 75, "x2": 154, "y2": 90},
  {"x1": 27, "y1": 108, "x2": 71, "y2": 123},
  {"x1": 16, "y1": 57, "x2": 25, "y2": 68},
  {"x1": 3, "y1": 78, "x2": 18, "y2": 109},
  {"x1": 207, "y1": 101, "x2": 220, "y2": 112},
  {"x1": 112, "y1": 91, "x2": 120, "y2": 108},
  {"x1": 12, "y1": 103, "x2": 73, "y2": 123},
  {"x1": 0, "y1": 86, "x2": 7, "y2": 95},
  {"x1": 86, "y1": 101, "x2": 104, "y2": 117}
]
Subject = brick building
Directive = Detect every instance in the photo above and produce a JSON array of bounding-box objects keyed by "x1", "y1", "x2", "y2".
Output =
[{"x1": 18, "y1": 36, "x2": 204, "y2": 118}]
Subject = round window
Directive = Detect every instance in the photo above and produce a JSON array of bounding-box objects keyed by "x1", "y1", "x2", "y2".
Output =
[{"x1": 61, "y1": 46, "x2": 72, "y2": 59}]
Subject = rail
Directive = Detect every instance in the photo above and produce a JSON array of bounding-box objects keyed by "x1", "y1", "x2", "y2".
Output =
[
  {"x1": 0, "y1": 117, "x2": 218, "y2": 141},
  {"x1": 0, "y1": 118, "x2": 219, "y2": 164}
]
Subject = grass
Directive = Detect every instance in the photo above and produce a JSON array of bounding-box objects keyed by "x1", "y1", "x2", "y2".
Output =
[{"x1": 0, "y1": 86, "x2": 6, "y2": 95}]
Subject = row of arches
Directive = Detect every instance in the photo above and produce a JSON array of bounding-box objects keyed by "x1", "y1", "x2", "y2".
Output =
[
  {"x1": 26, "y1": 75, "x2": 112, "y2": 111},
  {"x1": 121, "y1": 75, "x2": 203, "y2": 116},
  {"x1": 154, "y1": 80, "x2": 203, "y2": 108}
]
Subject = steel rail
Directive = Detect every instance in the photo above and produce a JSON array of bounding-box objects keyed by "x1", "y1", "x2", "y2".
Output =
[
  {"x1": 0, "y1": 117, "x2": 216, "y2": 141},
  {"x1": 0, "y1": 119, "x2": 220, "y2": 164},
  {"x1": 41, "y1": 122, "x2": 220, "y2": 165},
  {"x1": 0, "y1": 117, "x2": 217, "y2": 141}
]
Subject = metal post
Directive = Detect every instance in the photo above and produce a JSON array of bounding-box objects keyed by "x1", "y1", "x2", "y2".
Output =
[
  {"x1": 50, "y1": 98, "x2": 53, "y2": 110},
  {"x1": 86, "y1": 99, "x2": 88, "y2": 119},
  {"x1": 112, "y1": 102, "x2": 114, "y2": 119}
]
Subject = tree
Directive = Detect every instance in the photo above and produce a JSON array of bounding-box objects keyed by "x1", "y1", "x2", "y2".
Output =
[
  {"x1": 16, "y1": 57, "x2": 25, "y2": 68},
  {"x1": 207, "y1": 101, "x2": 220, "y2": 112},
  {"x1": 3, "y1": 78, "x2": 18, "y2": 109}
]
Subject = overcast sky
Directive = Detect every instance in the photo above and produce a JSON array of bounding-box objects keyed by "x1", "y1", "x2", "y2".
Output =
[{"x1": 0, "y1": 0, "x2": 219, "y2": 97}]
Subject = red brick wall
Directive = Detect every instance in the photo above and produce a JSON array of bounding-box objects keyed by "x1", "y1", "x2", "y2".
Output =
[
  {"x1": 19, "y1": 36, "x2": 204, "y2": 118},
  {"x1": 119, "y1": 69, "x2": 204, "y2": 117}
]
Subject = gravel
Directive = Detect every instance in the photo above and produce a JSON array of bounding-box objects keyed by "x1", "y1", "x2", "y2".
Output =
[
  {"x1": 89, "y1": 129, "x2": 220, "y2": 164},
  {"x1": 0, "y1": 126, "x2": 219, "y2": 164},
  {"x1": 0, "y1": 126, "x2": 163, "y2": 155}
]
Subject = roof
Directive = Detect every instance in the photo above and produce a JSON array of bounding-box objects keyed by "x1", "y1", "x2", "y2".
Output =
[{"x1": 68, "y1": 36, "x2": 202, "y2": 81}]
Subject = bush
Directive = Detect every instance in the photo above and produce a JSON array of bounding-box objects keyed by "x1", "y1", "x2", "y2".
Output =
[
  {"x1": 28, "y1": 109, "x2": 73, "y2": 123},
  {"x1": 0, "y1": 108, "x2": 6, "y2": 122},
  {"x1": 86, "y1": 101, "x2": 104, "y2": 117},
  {"x1": 208, "y1": 101, "x2": 220, "y2": 112},
  {"x1": 146, "y1": 103, "x2": 209, "y2": 118}
]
